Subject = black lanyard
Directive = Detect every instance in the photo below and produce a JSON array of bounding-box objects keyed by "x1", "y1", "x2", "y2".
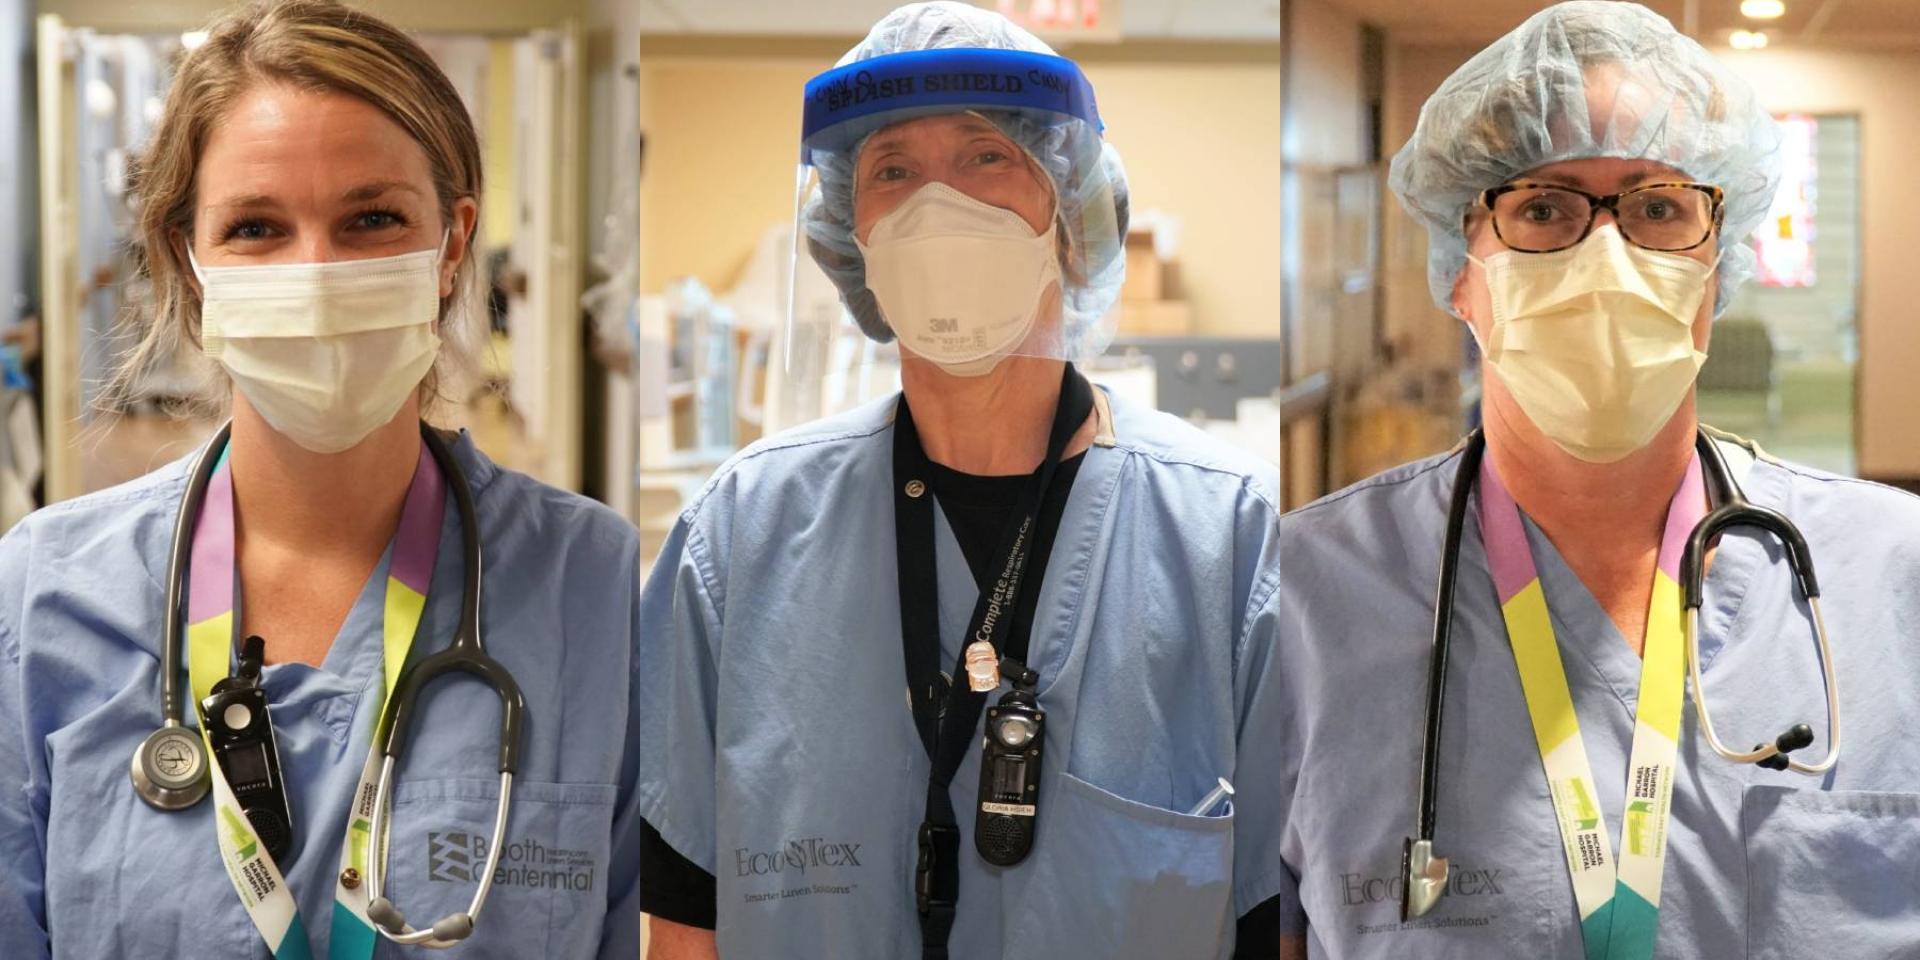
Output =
[{"x1": 892, "y1": 363, "x2": 1093, "y2": 959}]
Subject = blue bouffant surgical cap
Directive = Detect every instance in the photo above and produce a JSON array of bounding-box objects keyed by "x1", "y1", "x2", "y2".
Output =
[
  {"x1": 799, "y1": 1, "x2": 1129, "y2": 350},
  {"x1": 1387, "y1": 0, "x2": 1783, "y2": 317}
]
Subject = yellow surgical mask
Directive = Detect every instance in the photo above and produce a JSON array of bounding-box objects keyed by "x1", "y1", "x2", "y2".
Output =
[{"x1": 1468, "y1": 225, "x2": 1718, "y2": 462}]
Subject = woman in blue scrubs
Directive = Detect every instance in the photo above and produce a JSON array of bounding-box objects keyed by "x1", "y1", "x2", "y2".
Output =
[
  {"x1": 0, "y1": 2, "x2": 644, "y2": 956},
  {"x1": 1271, "y1": 3, "x2": 1920, "y2": 957},
  {"x1": 635, "y1": 4, "x2": 1282, "y2": 958}
]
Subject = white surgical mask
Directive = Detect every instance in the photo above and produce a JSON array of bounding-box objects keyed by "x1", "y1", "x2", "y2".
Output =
[
  {"x1": 190, "y1": 234, "x2": 448, "y2": 454},
  {"x1": 856, "y1": 181, "x2": 1059, "y2": 377},
  {"x1": 1468, "y1": 225, "x2": 1717, "y2": 462}
]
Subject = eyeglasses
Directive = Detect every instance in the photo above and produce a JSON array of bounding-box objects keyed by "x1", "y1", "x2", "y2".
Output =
[{"x1": 1477, "y1": 181, "x2": 1726, "y2": 254}]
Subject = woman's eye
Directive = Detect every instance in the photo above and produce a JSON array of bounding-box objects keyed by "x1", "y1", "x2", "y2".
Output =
[
  {"x1": 974, "y1": 149, "x2": 1007, "y2": 166},
  {"x1": 875, "y1": 165, "x2": 911, "y2": 182},
  {"x1": 1642, "y1": 200, "x2": 1672, "y2": 220},
  {"x1": 1522, "y1": 202, "x2": 1560, "y2": 222},
  {"x1": 353, "y1": 210, "x2": 406, "y2": 230},
  {"x1": 221, "y1": 219, "x2": 272, "y2": 242}
]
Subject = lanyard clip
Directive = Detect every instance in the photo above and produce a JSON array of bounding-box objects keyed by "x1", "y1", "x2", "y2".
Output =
[{"x1": 915, "y1": 821, "x2": 961, "y2": 915}]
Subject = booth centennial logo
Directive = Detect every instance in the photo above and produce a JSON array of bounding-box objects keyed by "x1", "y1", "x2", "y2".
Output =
[{"x1": 427, "y1": 832, "x2": 597, "y2": 893}]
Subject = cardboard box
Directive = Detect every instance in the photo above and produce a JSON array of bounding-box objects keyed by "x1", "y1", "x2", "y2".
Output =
[
  {"x1": 1122, "y1": 232, "x2": 1165, "y2": 302},
  {"x1": 1117, "y1": 300, "x2": 1192, "y2": 337}
]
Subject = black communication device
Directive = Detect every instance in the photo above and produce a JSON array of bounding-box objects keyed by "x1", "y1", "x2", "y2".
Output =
[
  {"x1": 975, "y1": 669, "x2": 1044, "y2": 867},
  {"x1": 201, "y1": 635, "x2": 295, "y2": 861}
]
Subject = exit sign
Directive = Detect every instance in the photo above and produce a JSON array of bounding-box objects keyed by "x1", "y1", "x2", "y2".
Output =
[{"x1": 983, "y1": 0, "x2": 1124, "y2": 43}]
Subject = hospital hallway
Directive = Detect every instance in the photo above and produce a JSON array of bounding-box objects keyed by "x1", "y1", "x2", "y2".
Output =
[{"x1": 1278, "y1": 0, "x2": 1920, "y2": 507}]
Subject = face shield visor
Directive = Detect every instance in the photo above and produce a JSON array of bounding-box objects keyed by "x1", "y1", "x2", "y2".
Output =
[{"x1": 770, "y1": 47, "x2": 1123, "y2": 431}]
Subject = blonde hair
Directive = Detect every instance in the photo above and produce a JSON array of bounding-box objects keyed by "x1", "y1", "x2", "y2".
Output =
[{"x1": 111, "y1": 0, "x2": 485, "y2": 416}]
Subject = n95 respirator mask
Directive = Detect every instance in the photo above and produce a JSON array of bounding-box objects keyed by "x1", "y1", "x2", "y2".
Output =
[
  {"x1": 1469, "y1": 225, "x2": 1717, "y2": 463},
  {"x1": 856, "y1": 182, "x2": 1060, "y2": 378},
  {"x1": 190, "y1": 234, "x2": 447, "y2": 454}
]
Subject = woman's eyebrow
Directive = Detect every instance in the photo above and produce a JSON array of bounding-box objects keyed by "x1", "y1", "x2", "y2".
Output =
[
  {"x1": 204, "y1": 181, "x2": 423, "y2": 210},
  {"x1": 206, "y1": 192, "x2": 279, "y2": 210},
  {"x1": 864, "y1": 136, "x2": 908, "y2": 159},
  {"x1": 340, "y1": 180, "x2": 422, "y2": 203}
]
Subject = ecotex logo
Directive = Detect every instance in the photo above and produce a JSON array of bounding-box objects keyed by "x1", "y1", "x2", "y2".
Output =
[
  {"x1": 733, "y1": 836, "x2": 866, "y2": 906},
  {"x1": 734, "y1": 837, "x2": 863, "y2": 878},
  {"x1": 1339, "y1": 859, "x2": 1512, "y2": 937},
  {"x1": 428, "y1": 832, "x2": 597, "y2": 893},
  {"x1": 1337, "y1": 866, "x2": 1506, "y2": 907}
]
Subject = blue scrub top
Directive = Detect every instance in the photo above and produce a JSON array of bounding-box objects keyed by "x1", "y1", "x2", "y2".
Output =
[
  {"x1": 1269, "y1": 440, "x2": 1920, "y2": 958},
  {"x1": 637, "y1": 389, "x2": 1283, "y2": 959},
  {"x1": 0, "y1": 433, "x2": 646, "y2": 959}
]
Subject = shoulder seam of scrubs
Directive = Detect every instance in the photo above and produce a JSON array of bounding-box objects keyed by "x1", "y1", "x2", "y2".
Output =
[
  {"x1": 26, "y1": 482, "x2": 177, "y2": 604},
  {"x1": 677, "y1": 422, "x2": 893, "y2": 527},
  {"x1": 1771, "y1": 463, "x2": 1920, "y2": 506},
  {"x1": 679, "y1": 522, "x2": 729, "y2": 624},
  {"x1": 0, "y1": 599, "x2": 15, "y2": 666},
  {"x1": 1104, "y1": 440, "x2": 1281, "y2": 514},
  {"x1": 444, "y1": 431, "x2": 504, "y2": 497},
  {"x1": 16, "y1": 470, "x2": 184, "y2": 520},
  {"x1": 1240, "y1": 564, "x2": 1281, "y2": 652},
  {"x1": 1281, "y1": 451, "x2": 1458, "y2": 520},
  {"x1": 0, "y1": 523, "x2": 22, "y2": 663}
]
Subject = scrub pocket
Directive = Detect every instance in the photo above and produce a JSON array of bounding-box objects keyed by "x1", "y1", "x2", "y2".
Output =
[
  {"x1": 1742, "y1": 786, "x2": 1920, "y2": 960},
  {"x1": 379, "y1": 777, "x2": 617, "y2": 959},
  {"x1": 1009, "y1": 770, "x2": 1234, "y2": 960}
]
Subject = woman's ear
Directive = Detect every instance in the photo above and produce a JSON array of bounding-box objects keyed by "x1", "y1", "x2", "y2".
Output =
[
  {"x1": 172, "y1": 229, "x2": 202, "y2": 298},
  {"x1": 441, "y1": 196, "x2": 481, "y2": 297}
]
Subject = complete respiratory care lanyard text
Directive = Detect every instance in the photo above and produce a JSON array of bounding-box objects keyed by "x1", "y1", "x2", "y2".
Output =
[
  {"x1": 892, "y1": 364, "x2": 1092, "y2": 959},
  {"x1": 1476, "y1": 452, "x2": 1706, "y2": 960},
  {"x1": 184, "y1": 440, "x2": 447, "y2": 959}
]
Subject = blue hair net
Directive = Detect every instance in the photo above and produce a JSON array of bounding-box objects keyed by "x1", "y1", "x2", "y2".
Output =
[
  {"x1": 1387, "y1": 0, "x2": 1782, "y2": 317},
  {"x1": 800, "y1": 1, "x2": 1129, "y2": 351}
]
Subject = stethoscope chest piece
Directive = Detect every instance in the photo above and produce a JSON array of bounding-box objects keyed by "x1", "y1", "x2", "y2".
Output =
[{"x1": 131, "y1": 723, "x2": 210, "y2": 811}]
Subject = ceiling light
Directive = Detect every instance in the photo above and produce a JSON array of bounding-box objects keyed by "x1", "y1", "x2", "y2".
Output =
[
  {"x1": 1741, "y1": 0, "x2": 1786, "y2": 19},
  {"x1": 1729, "y1": 29, "x2": 1770, "y2": 50},
  {"x1": 180, "y1": 30, "x2": 209, "y2": 50}
]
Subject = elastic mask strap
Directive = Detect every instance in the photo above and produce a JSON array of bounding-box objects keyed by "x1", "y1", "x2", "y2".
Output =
[{"x1": 185, "y1": 242, "x2": 208, "y2": 286}]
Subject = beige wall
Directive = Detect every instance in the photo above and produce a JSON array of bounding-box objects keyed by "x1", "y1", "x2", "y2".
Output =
[
  {"x1": 1380, "y1": 40, "x2": 1920, "y2": 479},
  {"x1": 638, "y1": 39, "x2": 1281, "y2": 338}
]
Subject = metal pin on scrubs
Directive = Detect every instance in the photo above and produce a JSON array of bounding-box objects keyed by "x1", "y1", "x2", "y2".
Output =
[{"x1": 1186, "y1": 777, "x2": 1234, "y2": 817}]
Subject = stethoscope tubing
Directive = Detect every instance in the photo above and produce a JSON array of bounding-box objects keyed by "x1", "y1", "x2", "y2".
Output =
[
  {"x1": 1410, "y1": 427, "x2": 1840, "y2": 848},
  {"x1": 147, "y1": 422, "x2": 524, "y2": 948},
  {"x1": 1411, "y1": 431, "x2": 1485, "y2": 845},
  {"x1": 159, "y1": 422, "x2": 234, "y2": 729}
]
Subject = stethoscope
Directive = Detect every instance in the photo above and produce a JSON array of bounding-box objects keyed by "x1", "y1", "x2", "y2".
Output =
[
  {"x1": 127, "y1": 421, "x2": 526, "y2": 947},
  {"x1": 1400, "y1": 427, "x2": 1841, "y2": 920}
]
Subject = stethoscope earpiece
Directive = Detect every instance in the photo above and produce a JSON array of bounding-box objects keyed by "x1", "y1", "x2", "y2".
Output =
[
  {"x1": 1755, "y1": 723, "x2": 1817, "y2": 771},
  {"x1": 130, "y1": 723, "x2": 210, "y2": 811}
]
